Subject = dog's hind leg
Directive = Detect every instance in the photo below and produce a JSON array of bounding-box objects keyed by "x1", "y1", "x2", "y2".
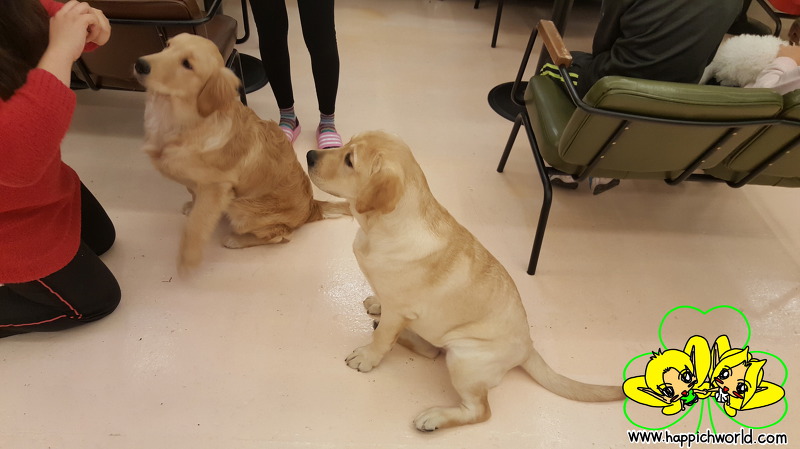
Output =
[
  {"x1": 413, "y1": 347, "x2": 507, "y2": 431},
  {"x1": 397, "y1": 329, "x2": 441, "y2": 360},
  {"x1": 223, "y1": 224, "x2": 294, "y2": 249}
]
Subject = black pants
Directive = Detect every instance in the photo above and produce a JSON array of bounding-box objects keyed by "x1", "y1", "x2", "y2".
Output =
[
  {"x1": 249, "y1": 0, "x2": 339, "y2": 114},
  {"x1": 0, "y1": 183, "x2": 120, "y2": 338}
]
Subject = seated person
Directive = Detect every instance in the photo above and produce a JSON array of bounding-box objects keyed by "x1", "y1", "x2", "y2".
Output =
[
  {"x1": 790, "y1": 16, "x2": 800, "y2": 44},
  {"x1": 1, "y1": 0, "x2": 120, "y2": 338},
  {"x1": 540, "y1": 0, "x2": 742, "y2": 194}
]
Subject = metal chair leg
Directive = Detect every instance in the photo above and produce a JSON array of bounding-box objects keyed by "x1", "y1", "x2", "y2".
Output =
[
  {"x1": 497, "y1": 113, "x2": 523, "y2": 172},
  {"x1": 237, "y1": 0, "x2": 251, "y2": 44},
  {"x1": 522, "y1": 112, "x2": 552, "y2": 275},
  {"x1": 491, "y1": 0, "x2": 504, "y2": 47}
]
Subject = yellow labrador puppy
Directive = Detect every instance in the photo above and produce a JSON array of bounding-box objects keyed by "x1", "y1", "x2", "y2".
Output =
[
  {"x1": 306, "y1": 131, "x2": 623, "y2": 431},
  {"x1": 135, "y1": 34, "x2": 348, "y2": 272}
]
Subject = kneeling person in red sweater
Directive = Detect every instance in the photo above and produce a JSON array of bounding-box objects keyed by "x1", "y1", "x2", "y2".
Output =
[{"x1": 0, "y1": 0, "x2": 119, "y2": 338}]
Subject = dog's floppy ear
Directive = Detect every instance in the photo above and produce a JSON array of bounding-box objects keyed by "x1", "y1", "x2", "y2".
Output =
[
  {"x1": 197, "y1": 67, "x2": 241, "y2": 117},
  {"x1": 355, "y1": 155, "x2": 403, "y2": 214}
]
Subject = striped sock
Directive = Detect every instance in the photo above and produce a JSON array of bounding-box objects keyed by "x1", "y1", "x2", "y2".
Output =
[
  {"x1": 317, "y1": 113, "x2": 343, "y2": 149},
  {"x1": 319, "y1": 113, "x2": 336, "y2": 133},
  {"x1": 279, "y1": 106, "x2": 298, "y2": 132}
]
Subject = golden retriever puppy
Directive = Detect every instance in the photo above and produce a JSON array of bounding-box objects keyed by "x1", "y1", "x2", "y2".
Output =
[
  {"x1": 306, "y1": 131, "x2": 623, "y2": 431},
  {"x1": 134, "y1": 34, "x2": 348, "y2": 272}
]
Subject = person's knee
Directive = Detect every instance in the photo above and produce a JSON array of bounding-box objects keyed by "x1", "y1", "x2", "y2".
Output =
[
  {"x1": 302, "y1": 29, "x2": 338, "y2": 58},
  {"x1": 89, "y1": 224, "x2": 116, "y2": 257},
  {"x1": 78, "y1": 277, "x2": 121, "y2": 323}
]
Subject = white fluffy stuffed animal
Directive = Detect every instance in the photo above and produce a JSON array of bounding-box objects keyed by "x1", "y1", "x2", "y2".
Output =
[{"x1": 700, "y1": 34, "x2": 789, "y2": 86}]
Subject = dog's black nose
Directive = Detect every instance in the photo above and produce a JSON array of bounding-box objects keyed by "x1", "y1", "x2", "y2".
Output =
[
  {"x1": 134, "y1": 58, "x2": 150, "y2": 75},
  {"x1": 306, "y1": 150, "x2": 318, "y2": 168}
]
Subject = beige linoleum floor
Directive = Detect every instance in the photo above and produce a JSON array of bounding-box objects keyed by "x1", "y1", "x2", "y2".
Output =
[{"x1": 2, "y1": 0, "x2": 798, "y2": 448}]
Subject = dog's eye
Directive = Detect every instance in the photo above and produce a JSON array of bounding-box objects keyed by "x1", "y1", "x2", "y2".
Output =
[
  {"x1": 344, "y1": 153, "x2": 353, "y2": 168},
  {"x1": 182, "y1": 59, "x2": 193, "y2": 70}
]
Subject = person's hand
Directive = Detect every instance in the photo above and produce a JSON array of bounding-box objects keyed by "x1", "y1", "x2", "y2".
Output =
[
  {"x1": 85, "y1": 6, "x2": 111, "y2": 47},
  {"x1": 48, "y1": 0, "x2": 100, "y2": 62},
  {"x1": 37, "y1": 1, "x2": 100, "y2": 86},
  {"x1": 790, "y1": 18, "x2": 800, "y2": 46},
  {"x1": 777, "y1": 44, "x2": 800, "y2": 65}
]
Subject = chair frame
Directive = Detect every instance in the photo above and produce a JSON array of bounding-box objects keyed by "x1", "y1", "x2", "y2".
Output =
[
  {"x1": 486, "y1": 0, "x2": 575, "y2": 49},
  {"x1": 498, "y1": 20, "x2": 800, "y2": 275},
  {"x1": 73, "y1": 0, "x2": 251, "y2": 104}
]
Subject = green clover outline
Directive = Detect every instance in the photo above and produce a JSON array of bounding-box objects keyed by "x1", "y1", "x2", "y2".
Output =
[{"x1": 657, "y1": 305, "x2": 751, "y2": 350}]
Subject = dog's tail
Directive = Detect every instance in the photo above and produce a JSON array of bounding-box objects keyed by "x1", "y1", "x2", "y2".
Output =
[
  {"x1": 521, "y1": 347, "x2": 624, "y2": 402},
  {"x1": 307, "y1": 200, "x2": 352, "y2": 223}
]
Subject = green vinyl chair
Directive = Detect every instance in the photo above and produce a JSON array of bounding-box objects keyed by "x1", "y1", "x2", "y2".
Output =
[{"x1": 497, "y1": 20, "x2": 786, "y2": 275}]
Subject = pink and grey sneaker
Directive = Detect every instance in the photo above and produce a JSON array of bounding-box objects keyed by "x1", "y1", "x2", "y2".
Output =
[
  {"x1": 280, "y1": 120, "x2": 301, "y2": 144},
  {"x1": 317, "y1": 125, "x2": 342, "y2": 150},
  {"x1": 316, "y1": 125, "x2": 343, "y2": 149}
]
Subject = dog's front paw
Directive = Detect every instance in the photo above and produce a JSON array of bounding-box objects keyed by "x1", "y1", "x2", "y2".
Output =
[
  {"x1": 178, "y1": 245, "x2": 203, "y2": 275},
  {"x1": 345, "y1": 346, "x2": 382, "y2": 373},
  {"x1": 363, "y1": 296, "x2": 381, "y2": 316},
  {"x1": 413, "y1": 407, "x2": 448, "y2": 432}
]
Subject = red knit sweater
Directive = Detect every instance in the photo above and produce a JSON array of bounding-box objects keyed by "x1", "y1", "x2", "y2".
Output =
[{"x1": 0, "y1": 0, "x2": 92, "y2": 283}]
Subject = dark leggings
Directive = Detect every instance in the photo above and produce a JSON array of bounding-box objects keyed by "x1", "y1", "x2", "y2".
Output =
[
  {"x1": 0, "y1": 183, "x2": 120, "y2": 338},
  {"x1": 249, "y1": 0, "x2": 339, "y2": 114}
]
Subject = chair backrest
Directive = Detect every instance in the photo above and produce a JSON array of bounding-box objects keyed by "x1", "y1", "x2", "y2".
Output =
[
  {"x1": 88, "y1": 0, "x2": 202, "y2": 19},
  {"x1": 554, "y1": 77, "x2": 784, "y2": 180},
  {"x1": 77, "y1": 0, "x2": 236, "y2": 90}
]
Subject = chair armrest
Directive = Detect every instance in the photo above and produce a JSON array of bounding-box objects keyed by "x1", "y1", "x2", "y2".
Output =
[{"x1": 539, "y1": 20, "x2": 572, "y2": 68}]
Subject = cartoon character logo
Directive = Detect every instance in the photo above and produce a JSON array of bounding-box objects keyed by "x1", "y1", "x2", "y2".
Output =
[
  {"x1": 706, "y1": 335, "x2": 785, "y2": 417},
  {"x1": 623, "y1": 336, "x2": 713, "y2": 415},
  {"x1": 622, "y1": 306, "x2": 788, "y2": 432}
]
